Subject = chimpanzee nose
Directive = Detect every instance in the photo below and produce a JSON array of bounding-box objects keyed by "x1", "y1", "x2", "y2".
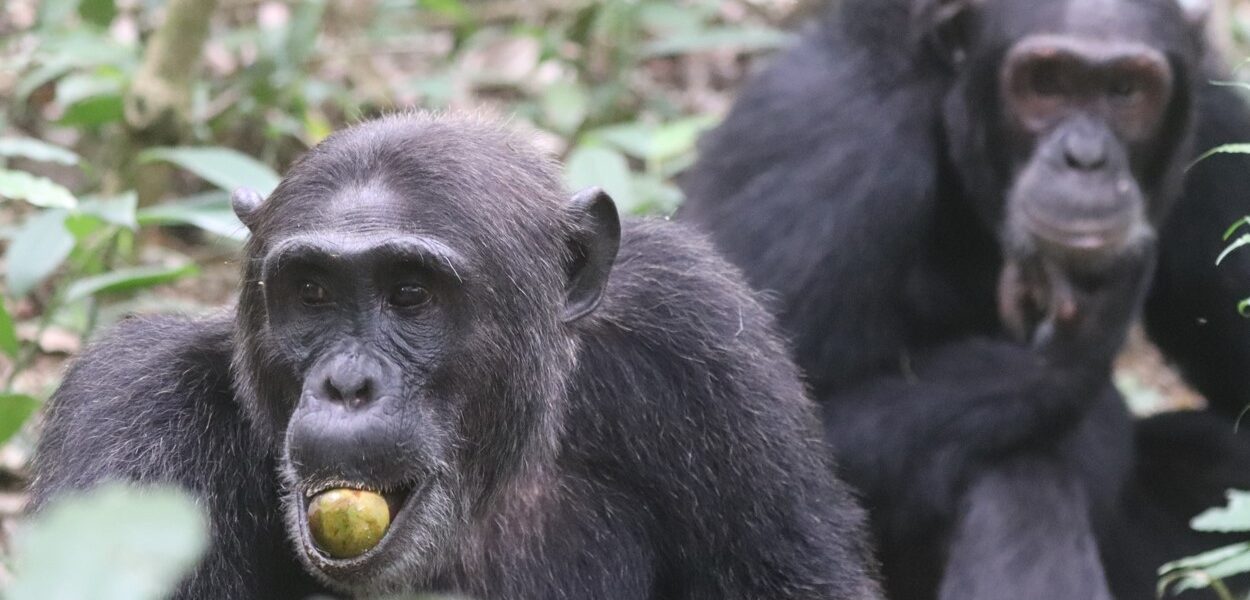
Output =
[
  {"x1": 1062, "y1": 129, "x2": 1108, "y2": 171},
  {"x1": 322, "y1": 369, "x2": 375, "y2": 408}
]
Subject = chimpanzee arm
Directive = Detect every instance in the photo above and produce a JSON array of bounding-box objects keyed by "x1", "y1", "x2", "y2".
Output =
[
  {"x1": 821, "y1": 333, "x2": 1133, "y2": 531},
  {"x1": 824, "y1": 243, "x2": 1150, "y2": 517}
]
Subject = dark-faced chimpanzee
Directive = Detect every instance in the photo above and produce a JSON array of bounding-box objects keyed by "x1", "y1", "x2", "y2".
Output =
[
  {"x1": 29, "y1": 114, "x2": 883, "y2": 599},
  {"x1": 680, "y1": 0, "x2": 1250, "y2": 598}
]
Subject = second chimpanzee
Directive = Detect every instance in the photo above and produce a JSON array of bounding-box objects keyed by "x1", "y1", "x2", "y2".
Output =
[
  {"x1": 31, "y1": 114, "x2": 882, "y2": 599},
  {"x1": 682, "y1": 0, "x2": 1250, "y2": 598}
]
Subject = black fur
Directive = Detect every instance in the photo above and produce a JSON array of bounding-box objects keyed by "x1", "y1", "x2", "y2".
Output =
[
  {"x1": 680, "y1": 1, "x2": 1250, "y2": 598},
  {"x1": 31, "y1": 114, "x2": 882, "y2": 599}
]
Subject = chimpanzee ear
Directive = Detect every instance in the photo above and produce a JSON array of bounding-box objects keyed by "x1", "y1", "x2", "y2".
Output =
[
  {"x1": 915, "y1": 0, "x2": 981, "y2": 68},
  {"x1": 232, "y1": 187, "x2": 265, "y2": 231},
  {"x1": 562, "y1": 187, "x2": 620, "y2": 323}
]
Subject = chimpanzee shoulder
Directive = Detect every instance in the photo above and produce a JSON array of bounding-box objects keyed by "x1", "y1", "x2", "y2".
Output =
[
  {"x1": 559, "y1": 218, "x2": 881, "y2": 599},
  {"x1": 29, "y1": 314, "x2": 322, "y2": 598},
  {"x1": 31, "y1": 314, "x2": 237, "y2": 497}
]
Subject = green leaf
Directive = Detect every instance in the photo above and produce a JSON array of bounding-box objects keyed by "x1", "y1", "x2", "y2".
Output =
[
  {"x1": 78, "y1": 0, "x2": 116, "y2": 27},
  {"x1": 56, "y1": 71, "x2": 123, "y2": 107},
  {"x1": 0, "y1": 394, "x2": 39, "y2": 446},
  {"x1": 55, "y1": 71, "x2": 127, "y2": 127},
  {"x1": 62, "y1": 212, "x2": 109, "y2": 241},
  {"x1": 1212, "y1": 80, "x2": 1250, "y2": 94},
  {"x1": 542, "y1": 82, "x2": 590, "y2": 136},
  {"x1": 16, "y1": 33, "x2": 134, "y2": 102},
  {"x1": 638, "y1": 3, "x2": 709, "y2": 37},
  {"x1": 0, "y1": 138, "x2": 80, "y2": 165},
  {"x1": 565, "y1": 145, "x2": 636, "y2": 212},
  {"x1": 419, "y1": 0, "x2": 470, "y2": 22},
  {"x1": 589, "y1": 123, "x2": 653, "y2": 160},
  {"x1": 58, "y1": 94, "x2": 125, "y2": 127},
  {"x1": 137, "y1": 191, "x2": 247, "y2": 241},
  {"x1": 628, "y1": 175, "x2": 684, "y2": 216},
  {"x1": 6, "y1": 210, "x2": 76, "y2": 297},
  {"x1": 1192, "y1": 490, "x2": 1250, "y2": 532},
  {"x1": 642, "y1": 26, "x2": 793, "y2": 57},
  {"x1": 64, "y1": 264, "x2": 200, "y2": 303},
  {"x1": 37, "y1": 0, "x2": 83, "y2": 29},
  {"x1": 15, "y1": 61, "x2": 77, "y2": 104},
  {"x1": 139, "y1": 147, "x2": 280, "y2": 195},
  {"x1": 1162, "y1": 541, "x2": 1250, "y2": 573},
  {"x1": 588, "y1": 116, "x2": 716, "y2": 164},
  {"x1": 0, "y1": 170, "x2": 78, "y2": 209},
  {"x1": 8, "y1": 483, "x2": 209, "y2": 600},
  {"x1": 1223, "y1": 217, "x2": 1250, "y2": 241},
  {"x1": 1159, "y1": 542, "x2": 1250, "y2": 594},
  {"x1": 79, "y1": 192, "x2": 138, "y2": 230},
  {"x1": 284, "y1": 0, "x2": 328, "y2": 66},
  {"x1": 0, "y1": 300, "x2": 17, "y2": 358},
  {"x1": 1217, "y1": 234, "x2": 1250, "y2": 266},
  {"x1": 649, "y1": 115, "x2": 717, "y2": 163},
  {"x1": 1239, "y1": 299, "x2": 1250, "y2": 318},
  {"x1": 1190, "y1": 143, "x2": 1250, "y2": 170}
]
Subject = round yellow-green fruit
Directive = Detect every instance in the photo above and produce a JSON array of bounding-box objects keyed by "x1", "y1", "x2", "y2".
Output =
[{"x1": 307, "y1": 488, "x2": 391, "y2": 558}]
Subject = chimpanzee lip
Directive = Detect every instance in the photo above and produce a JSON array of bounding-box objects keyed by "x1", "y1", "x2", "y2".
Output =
[
  {"x1": 1022, "y1": 207, "x2": 1131, "y2": 251},
  {"x1": 294, "y1": 479, "x2": 425, "y2": 576}
]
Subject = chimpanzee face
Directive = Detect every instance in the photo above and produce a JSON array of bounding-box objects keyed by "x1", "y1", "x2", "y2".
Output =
[
  {"x1": 931, "y1": 0, "x2": 1202, "y2": 273},
  {"x1": 260, "y1": 185, "x2": 474, "y2": 592},
  {"x1": 229, "y1": 116, "x2": 619, "y2": 595}
]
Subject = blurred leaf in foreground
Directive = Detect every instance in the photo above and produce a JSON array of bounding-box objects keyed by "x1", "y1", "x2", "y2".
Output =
[
  {"x1": 565, "y1": 145, "x2": 635, "y2": 212},
  {"x1": 8, "y1": 483, "x2": 209, "y2": 600},
  {"x1": 1158, "y1": 490, "x2": 1250, "y2": 595},
  {"x1": 1192, "y1": 490, "x2": 1250, "y2": 533},
  {"x1": 137, "y1": 191, "x2": 247, "y2": 241},
  {"x1": 0, "y1": 299, "x2": 18, "y2": 358},
  {"x1": 0, "y1": 393, "x2": 38, "y2": 445},
  {"x1": 6, "y1": 209, "x2": 76, "y2": 298},
  {"x1": 64, "y1": 263, "x2": 200, "y2": 303},
  {"x1": 0, "y1": 138, "x2": 80, "y2": 165},
  {"x1": 0, "y1": 170, "x2": 77, "y2": 209}
]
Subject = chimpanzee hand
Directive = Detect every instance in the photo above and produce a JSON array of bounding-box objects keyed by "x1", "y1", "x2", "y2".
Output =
[{"x1": 998, "y1": 240, "x2": 1156, "y2": 367}]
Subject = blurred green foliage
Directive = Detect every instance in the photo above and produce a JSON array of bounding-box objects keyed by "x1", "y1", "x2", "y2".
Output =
[
  {"x1": 7, "y1": 483, "x2": 209, "y2": 599},
  {"x1": 1160, "y1": 490, "x2": 1250, "y2": 598},
  {"x1": 1218, "y1": 216, "x2": 1250, "y2": 317}
]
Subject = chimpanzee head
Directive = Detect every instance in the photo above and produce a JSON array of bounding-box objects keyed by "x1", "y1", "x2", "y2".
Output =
[
  {"x1": 926, "y1": 0, "x2": 1205, "y2": 272},
  {"x1": 228, "y1": 114, "x2": 620, "y2": 594}
]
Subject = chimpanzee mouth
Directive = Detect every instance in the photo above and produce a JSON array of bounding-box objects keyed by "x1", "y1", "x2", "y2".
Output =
[
  {"x1": 293, "y1": 480, "x2": 426, "y2": 576},
  {"x1": 1022, "y1": 207, "x2": 1133, "y2": 253}
]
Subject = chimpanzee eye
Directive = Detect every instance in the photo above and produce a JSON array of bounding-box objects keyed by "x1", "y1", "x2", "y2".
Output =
[
  {"x1": 389, "y1": 284, "x2": 431, "y2": 308},
  {"x1": 298, "y1": 281, "x2": 331, "y2": 306},
  {"x1": 1108, "y1": 77, "x2": 1139, "y2": 99},
  {"x1": 1029, "y1": 62, "x2": 1068, "y2": 97}
]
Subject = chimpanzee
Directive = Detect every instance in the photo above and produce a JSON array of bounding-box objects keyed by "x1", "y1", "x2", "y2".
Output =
[
  {"x1": 680, "y1": 0, "x2": 1250, "y2": 598},
  {"x1": 29, "y1": 114, "x2": 883, "y2": 599}
]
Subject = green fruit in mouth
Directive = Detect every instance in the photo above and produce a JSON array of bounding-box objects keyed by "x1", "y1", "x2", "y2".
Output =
[{"x1": 307, "y1": 488, "x2": 391, "y2": 558}]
